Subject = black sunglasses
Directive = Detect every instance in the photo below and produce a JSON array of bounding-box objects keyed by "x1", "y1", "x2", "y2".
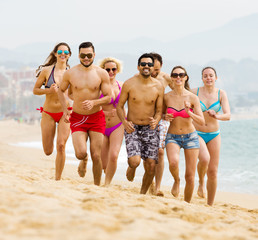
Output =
[
  {"x1": 140, "y1": 62, "x2": 154, "y2": 67},
  {"x1": 105, "y1": 68, "x2": 117, "y2": 73},
  {"x1": 171, "y1": 73, "x2": 187, "y2": 78},
  {"x1": 80, "y1": 53, "x2": 93, "y2": 59}
]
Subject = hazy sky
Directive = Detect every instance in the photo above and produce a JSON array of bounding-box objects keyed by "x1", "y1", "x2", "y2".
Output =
[{"x1": 0, "y1": 0, "x2": 258, "y2": 49}]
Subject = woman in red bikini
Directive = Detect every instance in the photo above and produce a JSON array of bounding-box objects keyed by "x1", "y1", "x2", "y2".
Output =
[
  {"x1": 99, "y1": 57, "x2": 125, "y2": 185},
  {"x1": 33, "y1": 42, "x2": 72, "y2": 180},
  {"x1": 164, "y1": 66, "x2": 204, "y2": 203}
]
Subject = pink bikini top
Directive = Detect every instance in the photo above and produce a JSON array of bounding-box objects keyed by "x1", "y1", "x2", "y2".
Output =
[
  {"x1": 100, "y1": 81, "x2": 121, "y2": 108},
  {"x1": 167, "y1": 107, "x2": 193, "y2": 118}
]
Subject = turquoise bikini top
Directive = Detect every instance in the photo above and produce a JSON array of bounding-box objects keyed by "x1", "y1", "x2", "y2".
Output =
[{"x1": 197, "y1": 88, "x2": 221, "y2": 113}]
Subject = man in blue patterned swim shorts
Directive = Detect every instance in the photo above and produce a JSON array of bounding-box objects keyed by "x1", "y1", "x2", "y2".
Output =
[{"x1": 117, "y1": 53, "x2": 164, "y2": 194}]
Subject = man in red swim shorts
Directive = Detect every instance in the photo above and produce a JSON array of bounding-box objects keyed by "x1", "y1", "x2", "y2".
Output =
[{"x1": 58, "y1": 42, "x2": 111, "y2": 185}]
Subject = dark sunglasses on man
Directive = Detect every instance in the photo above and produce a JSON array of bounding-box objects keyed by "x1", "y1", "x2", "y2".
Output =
[
  {"x1": 140, "y1": 62, "x2": 154, "y2": 67},
  {"x1": 80, "y1": 53, "x2": 93, "y2": 59}
]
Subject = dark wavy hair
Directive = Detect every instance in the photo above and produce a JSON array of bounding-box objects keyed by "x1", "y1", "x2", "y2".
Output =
[
  {"x1": 36, "y1": 42, "x2": 71, "y2": 77},
  {"x1": 170, "y1": 65, "x2": 190, "y2": 90}
]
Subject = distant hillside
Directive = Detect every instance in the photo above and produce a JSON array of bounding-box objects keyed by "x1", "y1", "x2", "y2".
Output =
[
  {"x1": 0, "y1": 13, "x2": 257, "y2": 65},
  {"x1": 0, "y1": 13, "x2": 258, "y2": 95}
]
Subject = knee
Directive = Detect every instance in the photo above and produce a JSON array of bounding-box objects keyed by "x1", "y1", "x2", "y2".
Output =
[
  {"x1": 128, "y1": 158, "x2": 141, "y2": 168},
  {"x1": 43, "y1": 146, "x2": 53, "y2": 156},
  {"x1": 158, "y1": 148, "x2": 164, "y2": 157},
  {"x1": 207, "y1": 168, "x2": 218, "y2": 180},
  {"x1": 169, "y1": 160, "x2": 178, "y2": 170},
  {"x1": 185, "y1": 173, "x2": 195, "y2": 185},
  {"x1": 91, "y1": 152, "x2": 101, "y2": 162},
  {"x1": 198, "y1": 156, "x2": 209, "y2": 167},
  {"x1": 56, "y1": 141, "x2": 65, "y2": 153},
  {"x1": 75, "y1": 151, "x2": 87, "y2": 160},
  {"x1": 44, "y1": 149, "x2": 53, "y2": 156},
  {"x1": 109, "y1": 150, "x2": 120, "y2": 163},
  {"x1": 146, "y1": 163, "x2": 156, "y2": 176}
]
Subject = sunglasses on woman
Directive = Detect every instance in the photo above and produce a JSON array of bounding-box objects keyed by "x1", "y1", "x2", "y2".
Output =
[
  {"x1": 80, "y1": 53, "x2": 93, "y2": 59},
  {"x1": 57, "y1": 50, "x2": 70, "y2": 55},
  {"x1": 171, "y1": 73, "x2": 187, "y2": 78},
  {"x1": 105, "y1": 68, "x2": 117, "y2": 73}
]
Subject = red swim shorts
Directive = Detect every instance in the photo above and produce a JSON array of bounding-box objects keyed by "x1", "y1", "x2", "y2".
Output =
[{"x1": 70, "y1": 110, "x2": 106, "y2": 134}]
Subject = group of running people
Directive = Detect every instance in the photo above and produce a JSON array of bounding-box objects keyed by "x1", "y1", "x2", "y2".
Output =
[{"x1": 33, "y1": 42, "x2": 230, "y2": 206}]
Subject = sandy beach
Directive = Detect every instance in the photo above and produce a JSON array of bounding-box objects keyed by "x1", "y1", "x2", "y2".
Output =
[{"x1": 0, "y1": 120, "x2": 257, "y2": 240}]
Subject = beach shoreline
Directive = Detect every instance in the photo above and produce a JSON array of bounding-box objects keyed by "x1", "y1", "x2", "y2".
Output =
[{"x1": 0, "y1": 120, "x2": 258, "y2": 240}]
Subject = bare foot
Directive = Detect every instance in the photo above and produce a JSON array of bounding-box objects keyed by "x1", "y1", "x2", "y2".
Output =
[
  {"x1": 156, "y1": 190, "x2": 164, "y2": 197},
  {"x1": 126, "y1": 166, "x2": 136, "y2": 182},
  {"x1": 77, "y1": 155, "x2": 88, "y2": 178},
  {"x1": 197, "y1": 184, "x2": 205, "y2": 198},
  {"x1": 171, "y1": 181, "x2": 180, "y2": 197}
]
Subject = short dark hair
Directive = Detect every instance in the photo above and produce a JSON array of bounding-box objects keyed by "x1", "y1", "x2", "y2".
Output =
[
  {"x1": 150, "y1": 52, "x2": 163, "y2": 65},
  {"x1": 138, "y1": 53, "x2": 154, "y2": 66},
  {"x1": 79, "y1": 42, "x2": 95, "y2": 52}
]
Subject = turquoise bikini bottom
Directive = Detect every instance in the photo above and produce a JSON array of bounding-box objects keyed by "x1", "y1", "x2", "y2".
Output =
[{"x1": 197, "y1": 130, "x2": 220, "y2": 144}]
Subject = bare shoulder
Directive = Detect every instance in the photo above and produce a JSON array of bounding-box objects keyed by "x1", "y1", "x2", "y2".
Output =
[
  {"x1": 40, "y1": 65, "x2": 53, "y2": 76},
  {"x1": 118, "y1": 80, "x2": 124, "y2": 87},
  {"x1": 164, "y1": 90, "x2": 172, "y2": 99},
  {"x1": 95, "y1": 65, "x2": 109, "y2": 79},
  {"x1": 188, "y1": 90, "x2": 199, "y2": 102},
  {"x1": 219, "y1": 89, "x2": 228, "y2": 99},
  {"x1": 191, "y1": 87, "x2": 198, "y2": 95},
  {"x1": 123, "y1": 76, "x2": 136, "y2": 88},
  {"x1": 152, "y1": 77, "x2": 163, "y2": 90},
  {"x1": 161, "y1": 72, "x2": 171, "y2": 82},
  {"x1": 66, "y1": 64, "x2": 80, "y2": 74}
]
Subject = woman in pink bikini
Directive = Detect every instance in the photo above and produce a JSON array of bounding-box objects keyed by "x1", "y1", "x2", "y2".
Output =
[
  {"x1": 164, "y1": 66, "x2": 204, "y2": 203},
  {"x1": 99, "y1": 57, "x2": 125, "y2": 185},
  {"x1": 33, "y1": 42, "x2": 72, "y2": 180}
]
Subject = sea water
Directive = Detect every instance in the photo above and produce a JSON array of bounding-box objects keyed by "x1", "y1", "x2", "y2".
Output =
[{"x1": 13, "y1": 119, "x2": 258, "y2": 195}]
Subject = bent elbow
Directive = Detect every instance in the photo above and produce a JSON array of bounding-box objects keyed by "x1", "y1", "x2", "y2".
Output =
[
  {"x1": 33, "y1": 88, "x2": 38, "y2": 95},
  {"x1": 200, "y1": 118, "x2": 205, "y2": 126}
]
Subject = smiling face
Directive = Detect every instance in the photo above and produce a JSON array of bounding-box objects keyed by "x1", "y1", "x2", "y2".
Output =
[
  {"x1": 79, "y1": 47, "x2": 95, "y2": 68},
  {"x1": 104, "y1": 61, "x2": 117, "y2": 81},
  {"x1": 138, "y1": 57, "x2": 154, "y2": 78},
  {"x1": 202, "y1": 68, "x2": 217, "y2": 86},
  {"x1": 55, "y1": 45, "x2": 70, "y2": 63},
  {"x1": 171, "y1": 67, "x2": 188, "y2": 87}
]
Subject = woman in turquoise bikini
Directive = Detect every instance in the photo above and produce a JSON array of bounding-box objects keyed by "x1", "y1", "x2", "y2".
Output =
[
  {"x1": 99, "y1": 57, "x2": 125, "y2": 185},
  {"x1": 33, "y1": 42, "x2": 72, "y2": 180},
  {"x1": 192, "y1": 67, "x2": 231, "y2": 206}
]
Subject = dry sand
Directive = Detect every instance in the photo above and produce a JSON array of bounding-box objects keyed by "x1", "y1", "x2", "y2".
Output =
[{"x1": 0, "y1": 120, "x2": 257, "y2": 240}]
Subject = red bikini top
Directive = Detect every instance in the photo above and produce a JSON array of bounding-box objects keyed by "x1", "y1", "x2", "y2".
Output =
[{"x1": 167, "y1": 107, "x2": 193, "y2": 118}]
